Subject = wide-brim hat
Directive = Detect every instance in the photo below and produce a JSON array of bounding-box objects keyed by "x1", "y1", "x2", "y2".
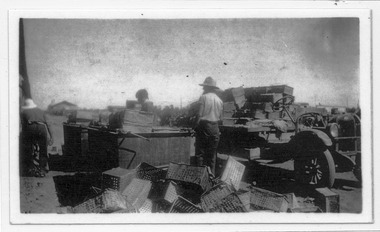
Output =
[
  {"x1": 22, "y1": 98, "x2": 37, "y2": 109},
  {"x1": 199, "y1": 76, "x2": 219, "y2": 89}
]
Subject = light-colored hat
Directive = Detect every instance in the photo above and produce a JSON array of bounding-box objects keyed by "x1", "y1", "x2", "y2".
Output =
[
  {"x1": 22, "y1": 98, "x2": 37, "y2": 109},
  {"x1": 199, "y1": 76, "x2": 219, "y2": 89}
]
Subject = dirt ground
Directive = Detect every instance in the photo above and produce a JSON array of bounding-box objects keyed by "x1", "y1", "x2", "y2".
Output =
[
  {"x1": 19, "y1": 115, "x2": 362, "y2": 214},
  {"x1": 19, "y1": 157, "x2": 362, "y2": 214}
]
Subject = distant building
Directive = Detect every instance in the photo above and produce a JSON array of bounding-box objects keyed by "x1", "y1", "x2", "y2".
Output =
[
  {"x1": 48, "y1": 100, "x2": 79, "y2": 115},
  {"x1": 294, "y1": 102, "x2": 309, "y2": 108},
  {"x1": 107, "y1": 105, "x2": 125, "y2": 112},
  {"x1": 316, "y1": 105, "x2": 347, "y2": 115}
]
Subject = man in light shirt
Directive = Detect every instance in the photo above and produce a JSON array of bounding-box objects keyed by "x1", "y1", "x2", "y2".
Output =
[{"x1": 194, "y1": 77, "x2": 223, "y2": 175}]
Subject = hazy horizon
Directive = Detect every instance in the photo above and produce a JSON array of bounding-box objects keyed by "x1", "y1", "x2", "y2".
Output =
[{"x1": 22, "y1": 18, "x2": 360, "y2": 109}]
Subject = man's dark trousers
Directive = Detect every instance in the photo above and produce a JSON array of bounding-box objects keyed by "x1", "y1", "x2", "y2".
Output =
[{"x1": 195, "y1": 120, "x2": 220, "y2": 175}]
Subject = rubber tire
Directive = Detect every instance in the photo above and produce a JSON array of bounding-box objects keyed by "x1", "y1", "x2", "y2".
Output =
[
  {"x1": 353, "y1": 166, "x2": 361, "y2": 182},
  {"x1": 353, "y1": 153, "x2": 362, "y2": 182},
  {"x1": 294, "y1": 149, "x2": 336, "y2": 188}
]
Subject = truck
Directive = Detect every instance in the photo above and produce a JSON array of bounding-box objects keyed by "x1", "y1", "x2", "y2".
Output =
[{"x1": 217, "y1": 85, "x2": 361, "y2": 188}]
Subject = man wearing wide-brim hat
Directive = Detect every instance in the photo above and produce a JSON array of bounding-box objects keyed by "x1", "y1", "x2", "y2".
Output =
[
  {"x1": 20, "y1": 98, "x2": 54, "y2": 177},
  {"x1": 194, "y1": 77, "x2": 223, "y2": 175}
]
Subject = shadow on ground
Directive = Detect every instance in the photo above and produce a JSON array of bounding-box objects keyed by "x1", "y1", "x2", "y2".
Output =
[
  {"x1": 53, "y1": 172, "x2": 102, "y2": 207},
  {"x1": 333, "y1": 178, "x2": 362, "y2": 190},
  {"x1": 216, "y1": 155, "x2": 362, "y2": 198}
]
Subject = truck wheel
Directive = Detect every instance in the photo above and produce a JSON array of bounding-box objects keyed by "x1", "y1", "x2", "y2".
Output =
[{"x1": 294, "y1": 149, "x2": 335, "y2": 188}]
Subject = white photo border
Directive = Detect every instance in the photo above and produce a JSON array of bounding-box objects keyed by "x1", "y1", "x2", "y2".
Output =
[{"x1": 1, "y1": 2, "x2": 378, "y2": 231}]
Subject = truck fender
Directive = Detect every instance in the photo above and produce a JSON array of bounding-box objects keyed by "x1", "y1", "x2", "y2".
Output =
[
  {"x1": 330, "y1": 150, "x2": 356, "y2": 172},
  {"x1": 296, "y1": 129, "x2": 332, "y2": 146},
  {"x1": 289, "y1": 129, "x2": 332, "y2": 154}
]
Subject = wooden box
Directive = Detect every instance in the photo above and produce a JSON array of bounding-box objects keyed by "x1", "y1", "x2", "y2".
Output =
[
  {"x1": 231, "y1": 86, "x2": 247, "y2": 109},
  {"x1": 259, "y1": 93, "x2": 284, "y2": 103},
  {"x1": 118, "y1": 133, "x2": 193, "y2": 169},
  {"x1": 222, "y1": 118, "x2": 236, "y2": 126},
  {"x1": 313, "y1": 188, "x2": 340, "y2": 213},
  {"x1": 87, "y1": 128, "x2": 193, "y2": 170},
  {"x1": 267, "y1": 85, "x2": 294, "y2": 96},
  {"x1": 223, "y1": 102, "x2": 236, "y2": 118},
  {"x1": 267, "y1": 111, "x2": 282, "y2": 120},
  {"x1": 109, "y1": 109, "x2": 154, "y2": 133},
  {"x1": 63, "y1": 123, "x2": 89, "y2": 157}
]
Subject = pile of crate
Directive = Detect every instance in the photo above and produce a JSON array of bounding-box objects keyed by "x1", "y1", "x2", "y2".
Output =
[{"x1": 67, "y1": 156, "x2": 339, "y2": 213}]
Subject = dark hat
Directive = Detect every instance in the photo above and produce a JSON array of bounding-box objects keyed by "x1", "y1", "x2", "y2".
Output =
[
  {"x1": 135, "y1": 89, "x2": 149, "y2": 100},
  {"x1": 199, "y1": 76, "x2": 219, "y2": 89}
]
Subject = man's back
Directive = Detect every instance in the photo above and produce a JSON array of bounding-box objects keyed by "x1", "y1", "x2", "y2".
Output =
[
  {"x1": 21, "y1": 108, "x2": 45, "y2": 123},
  {"x1": 199, "y1": 92, "x2": 223, "y2": 122}
]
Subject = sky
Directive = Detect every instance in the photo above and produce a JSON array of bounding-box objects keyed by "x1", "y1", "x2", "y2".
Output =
[{"x1": 23, "y1": 18, "x2": 360, "y2": 109}]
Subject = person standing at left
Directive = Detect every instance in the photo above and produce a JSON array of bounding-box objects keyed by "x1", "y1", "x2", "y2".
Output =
[{"x1": 20, "y1": 98, "x2": 53, "y2": 177}]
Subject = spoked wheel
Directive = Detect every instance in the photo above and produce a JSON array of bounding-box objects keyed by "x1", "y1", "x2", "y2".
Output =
[{"x1": 294, "y1": 149, "x2": 335, "y2": 188}]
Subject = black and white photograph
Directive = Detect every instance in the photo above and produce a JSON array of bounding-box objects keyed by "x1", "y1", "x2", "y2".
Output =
[{"x1": 1, "y1": 3, "x2": 379, "y2": 231}]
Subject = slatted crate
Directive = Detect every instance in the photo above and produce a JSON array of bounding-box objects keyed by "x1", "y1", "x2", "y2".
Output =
[
  {"x1": 236, "y1": 190, "x2": 251, "y2": 212},
  {"x1": 139, "y1": 199, "x2": 154, "y2": 213},
  {"x1": 170, "y1": 196, "x2": 203, "y2": 213},
  {"x1": 250, "y1": 186, "x2": 289, "y2": 212},
  {"x1": 200, "y1": 184, "x2": 233, "y2": 212},
  {"x1": 174, "y1": 181, "x2": 204, "y2": 205},
  {"x1": 122, "y1": 178, "x2": 152, "y2": 210},
  {"x1": 72, "y1": 194, "x2": 103, "y2": 214},
  {"x1": 166, "y1": 163, "x2": 212, "y2": 192},
  {"x1": 102, "y1": 189, "x2": 132, "y2": 213},
  {"x1": 220, "y1": 156, "x2": 246, "y2": 191},
  {"x1": 136, "y1": 162, "x2": 167, "y2": 182},
  {"x1": 102, "y1": 167, "x2": 136, "y2": 192},
  {"x1": 208, "y1": 193, "x2": 247, "y2": 213},
  {"x1": 111, "y1": 207, "x2": 137, "y2": 213},
  {"x1": 148, "y1": 180, "x2": 178, "y2": 204},
  {"x1": 152, "y1": 201, "x2": 173, "y2": 213}
]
